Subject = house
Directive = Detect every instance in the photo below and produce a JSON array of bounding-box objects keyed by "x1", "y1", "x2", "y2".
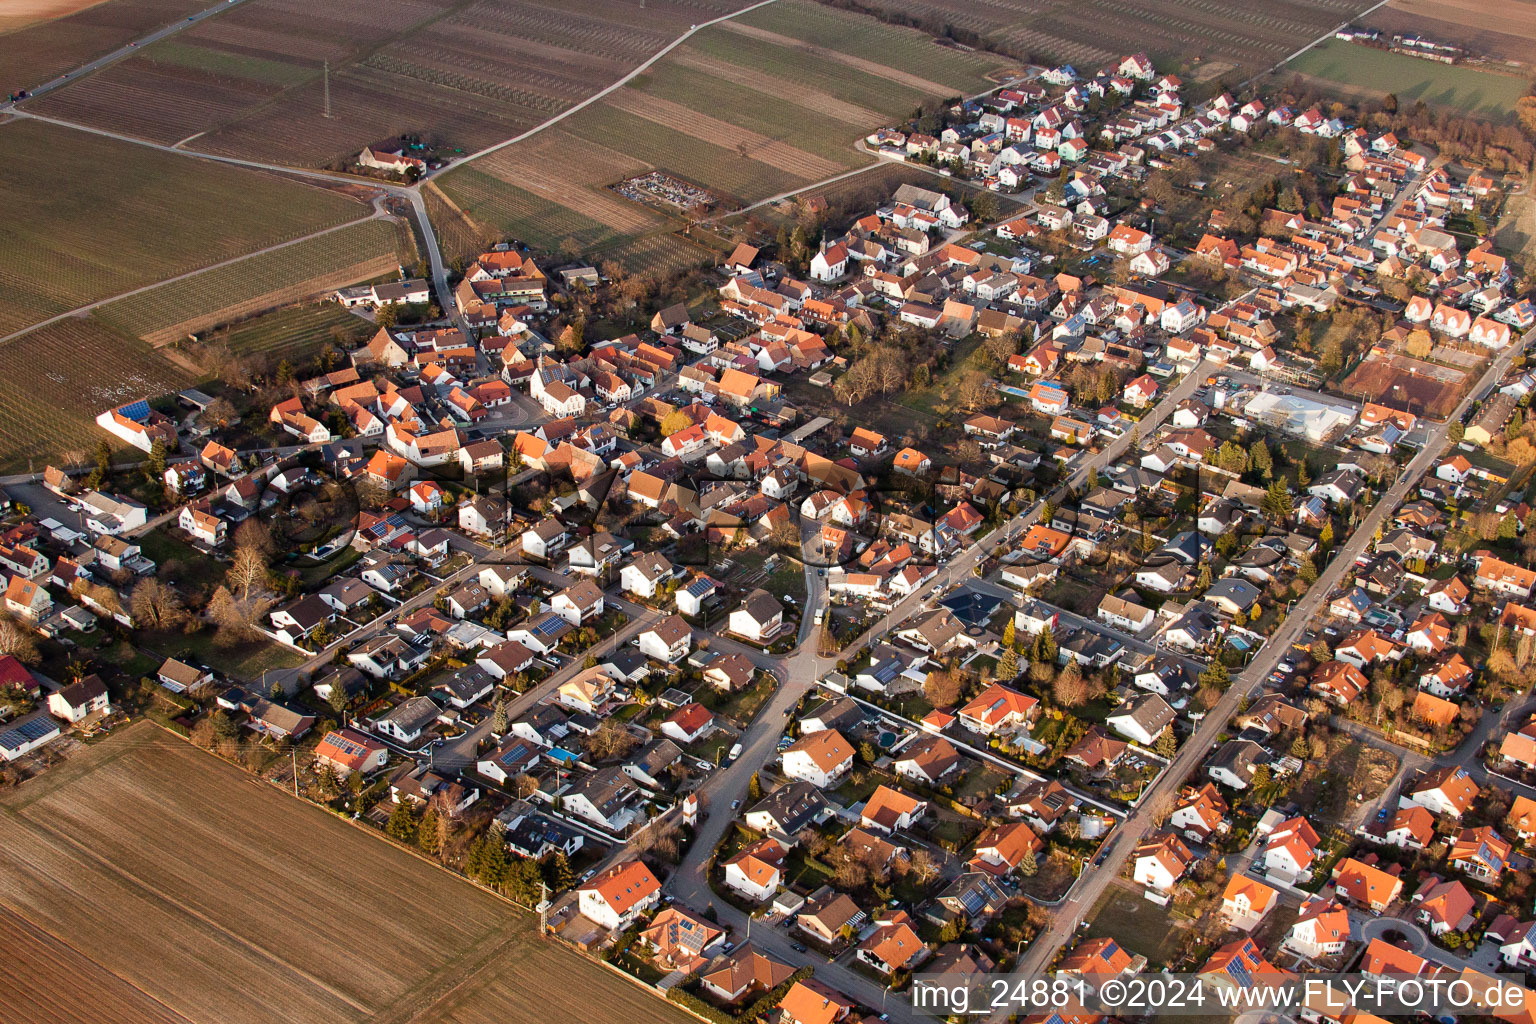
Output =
[
  {"x1": 861, "y1": 785, "x2": 926, "y2": 833},
  {"x1": 782, "y1": 729, "x2": 855, "y2": 788},
  {"x1": 313, "y1": 728, "x2": 389, "y2": 778},
  {"x1": 1105, "y1": 693, "x2": 1174, "y2": 746},
  {"x1": 699, "y1": 945, "x2": 797, "y2": 1004},
  {"x1": 557, "y1": 667, "x2": 617, "y2": 714},
  {"x1": 660, "y1": 702, "x2": 715, "y2": 744},
  {"x1": 1263, "y1": 816, "x2": 1321, "y2": 880},
  {"x1": 1198, "y1": 938, "x2": 1287, "y2": 997},
  {"x1": 46, "y1": 674, "x2": 109, "y2": 723},
  {"x1": 1058, "y1": 936, "x2": 1142, "y2": 976},
  {"x1": 1133, "y1": 832, "x2": 1194, "y2": 891},
  {"x1": 1206, "y1": 738, "x2": 1268, "y2": 789},
  {"x1": 1403, "y1": 765, "x2": 1478, "y2": 818},
  {"x1": 4, "y1": 577, "x2": 51, "y2": 622},
  {"x1": 373, "y1": 695, "x2": 439, "y2": 744},
  {"x1": 576, "y1": 859, "x2": 662, "y2": 931},
  {"x1": 1221, "y1": 875, "x2": 1278, "y2": 932},
  {"x1": 1449, "y1": 826, "x2": 1512, "y2": 882},
  {"x1": 957, "y1": 683, "x2": 1039, "y2": 735},
  {"x1": 1284, "y1": 896, "x2": 1349, "y2": 958},
  {"x1": 563, "y1": 766, "x2": 644, "y2": 831},
  {"x1": 797, "y1": 889, "x2": 867, "y2": 945},
  {"x1": 639, "y1": 907, "x2": 724, "y2": 974},
  {"x1": 856, "y1": 912, "x2": 928, "y2": 975},
  {"x1": 638, "y1": 615, "x2": 693, "y2": 664},
  {"x1": 1384, "y1": 805, "x2": 1437, "y2": 851},
  {"x1": 968, "y1": 821, "x2": 1042, "y2": 878},
  {"x1": 156, "y1": 657, "x2": 211, "y2": 694},
  {"x1": 1331, "y1": 856, "x2": 1403, "y2": 912},
  {"x1": 1416, "y1": 878, "x2": 1476, "y2": 936},
  {"x1": 1169, "y1": 783, "x2": 1229, "y2": 843},
  {"x1": 729, "y1": 589, "x2": 784, "y2": 643},
  {"x1": 551, "y1": 579, "x2": 605, "y2": 625},
  {"x1": 779, "y1": 980, "x2": 856, "y2": 1024},
  {"x1": 892, "y1": 735, "x2": 962, "y2": 785},
  {"x1": 723, "y1": 836, "x2": 788, "y2": 902},
  {"x1": 745, "y1": 781, "x2": 830, "y2": 837}
]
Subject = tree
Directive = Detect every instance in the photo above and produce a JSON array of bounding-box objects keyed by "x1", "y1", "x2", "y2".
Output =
[
  {"x1": 1405, "y1": 329, "x2": 1433, "y2": 359},
  {"x1": 924, "y1": 668, "x2": 965, "y2": 707},
  {"x1": 748, "y1": 771, "x2": 763, "y2": 802},
  {"x1": 1449, "y1": 421, "x2": 1465, "y2": 443},
  {"x1": 1261, "y1": 480, "x2": 1293, "y2": 520},
  {"x1": 131, "y1": 578, "x2": 186, "y2": 632},
  {"x1": 418, "y1": 806, "x2": 441, "y2": 854},
  {"x1": 1035, "y1": 626, "x2": 1058, "y2": 664},
  {"x1": 998, "y1": 646, "x2": 1019, "y2": 680},
  {"x1": 1298, "y1": 556, "x2": 1318, "y2": 583},
  {"x1": 1017, "y1": 849, "x2": 1038, "y2": 876},
  {"x1": 1154, "y1": 728, "x2": 1177, "y2": 757},
  {"x1": 1248, "y1": 441, "x2": 1272, "y2": 476},
  {"x1": 659, "y1": 410, "x2": 694, "y2": 437},
  {"x1": 1319, "y1": 520, "x2": 1334, "y2": 548},
  {"x1": 587, "y1": 719, "x2": 636, "y2": 760},
  {"x1": 1053, "y1": 669, "x2": 1089, "y2": 707},
  {"x1": 228, "y1": 545, "x2": 269, "y2": 601},
  {"x1": 491, "y1": 699, "x2": 509, "y2": 735},
  {"x1": 0, "y1": 616, "x2": 40, "y2": 664},
  {"x1": 145, "y1": 438, "x2": 168, "y2": 482},
  {"x1": 1196, "y1": 563, "x2": 1212, "y2": 590},
  {"x1": 1198, "y1": 659, "x2": 1229, "y2": 690},
  {"x1": 1002, "y1": 619, "x2": 1016, "y2": 650},
  {"x1": 328, "y1": 680, "x2": 349, "y2": 715},
  {"x1": 386, "y1": 800, "x2": 417, "y2": 841}
]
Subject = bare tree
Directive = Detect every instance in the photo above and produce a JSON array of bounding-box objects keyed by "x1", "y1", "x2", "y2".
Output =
[
  {"x1": 131, "y1": 579, "x2": 187, "y2": 632},
  {"x1": 228, "y1": 546, "x2": 269, "y2": 601},
  {"x1": 0, "y1": 616, "x2": 39, "y2": 664}
]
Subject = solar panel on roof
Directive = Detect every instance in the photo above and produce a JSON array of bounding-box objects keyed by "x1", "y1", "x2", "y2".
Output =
[{"x1": 119, "y1": 399, "x2": 151, "y2": 423}]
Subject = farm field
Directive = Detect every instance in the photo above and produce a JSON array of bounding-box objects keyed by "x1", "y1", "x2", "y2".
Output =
[
  {"x1": 0, "y1": 117, "x2": 368, "y2": 337},
  {"x1": 203, "y1": 302, "x2": 376, "y2": 362},
  {"x1": 0, "y1": 724, "x2": 699, "y2": 1024},
  {"x1": 0, "y1": 0, "x2": 208, "y2": 95},
  {"x1": 1366, "y1": 0, "x2": 1536, "y2": 67},
  {"x1": 1289, "y1": 38, "x2": 1530, "y2": 117},
  {"x1": 95, "y1": 217, "x2": 415, "y2": 345},
  {"x1": 777, "y1": 0, "x2": 1380, "y2": 82},
  {"x1": 25, "y1": 0, "x2": 764, "y2": 167},
  {"x1": 0, "y1": 318, "x2": 195, "y2": 470},
  {"x1": 433, "y1": 2, "x2": 1010, "y2": 270}
]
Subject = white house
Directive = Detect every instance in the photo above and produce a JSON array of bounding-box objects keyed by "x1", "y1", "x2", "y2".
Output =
[
  {"x1": 576, "y1": 860, "x2": 662, "y2": 931},
  {"x1": 782, "y1": 729, "x2": 855, "y2": 788}
]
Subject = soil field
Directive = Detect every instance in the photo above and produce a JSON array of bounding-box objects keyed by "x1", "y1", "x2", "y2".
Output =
[
  {"x1": 1367, "y1": 0, "x2": 1536, "y2": 67},
  {"x1": 207, "y1": 302, "x2": 375, "y2": 361},
  {"x1": 0, "y1": 724, "x2": 698, "y2": 1024},
  {"x1": 0, "y1": 0, "x2": 208, "y2": 95},
  {"x1": 0, "y1": 117, "x2": 367, "y2": 337},
  {"x1": 95, "y1": 217, "x2": 414, "y2": 345},
  {"x1": 1289, "y1": 38, "x2": 1529, "y2": 118},
  {"x1": 27, "y1": 0, "x2": 763, "y2": 167},
  {"x1": 0, "y1": 318, "x2": 196, "y2": 470},
  {"x1": 796, "y1": 0, "x2": 1381, "y2": 81},
  {"x1": 1338, "y1": 351, "x2": 1469, "y2": 418}
]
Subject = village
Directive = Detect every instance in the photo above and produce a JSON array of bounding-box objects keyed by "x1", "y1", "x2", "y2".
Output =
[{"x1": 5, "y1": 33, "x2": 1536, "y2": 1024}]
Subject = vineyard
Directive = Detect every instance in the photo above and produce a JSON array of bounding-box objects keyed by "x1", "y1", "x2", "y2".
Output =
[
  {"x1": 0, "y1": 0, "x2": 208, "y2": 95},
  {"x1": 22, "y1": 0, "x2": 764, "y2": 167},
  {"x1": 0, "y1": 319, "x2": 195, "y2": 471},
  {"x1": 207, "y1": 303, "x2": 375, "y2": 361},
  {"x1": 728, "y1": 0, "x2": 1012, "y2": 93},
  {"x1": 784, "y1": 0, "x2": 1383, "y2": 80},
  {"x1": 95, "y1": 218, "x2": 414, "y2": 345},
  {"x1": 0, "y1": 118, "x2": 367, "y2": 337}
]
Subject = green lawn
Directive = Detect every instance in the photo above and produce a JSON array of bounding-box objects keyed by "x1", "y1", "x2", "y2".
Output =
[
  {"x1": 138, "y1": 528, "x2": 229, "y2": 601},
  {"x1": 1290, "y1": 40, "x2": 1529, "y2": 119}
]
